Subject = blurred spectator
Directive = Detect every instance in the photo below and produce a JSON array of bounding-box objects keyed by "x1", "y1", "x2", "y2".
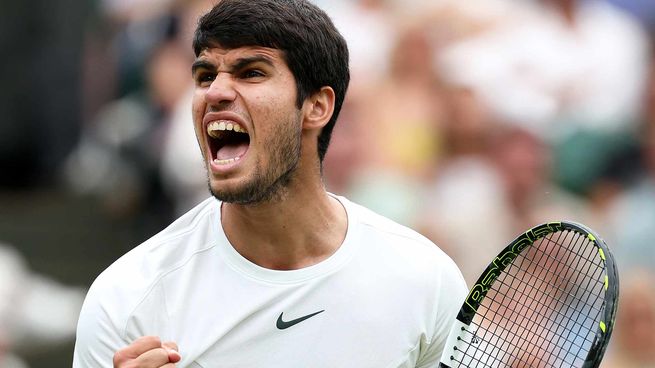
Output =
[
  {"x1": 63, "y1": 56, "x2": 174, "y2": 228},
  {"x1": 63, "y1": 6, "x2": 198, "y2": 229},
  {"x1": 540, "y1": 0, "x2": 650, "y2": 197},
  {"x1": 64, "y1": 0, "x2": 213, "y2": 226},
  {"x1": 359, "y1": 22, "x2": 445, "y2": 178},
  {"x1": 603, "y1": 269, "x2": 655, "y2": 367},
  {"x1": 411, "y1": 84, "x2": 504, "y2": 283},
  {"x1": 316, "y1": 0, "x2": 396, "y2": 90},
  {"x1": 604, "y1": 49, "x2": 655, "y2": 271},
  {"x1": 99, "y1": 0, "x2": 178, "y2": 96},
  {"x1": 417, "y1": 120, "x2": 589, "y2": 284},
  {"x1": 343, "y1": 20, "x2": 445, "y2": 225},
  {"x1": 544, "y1": 0, "x2": 649, "y2": 131},
  {"x1": 319, "y1": 93, "x2": 368, "y2": 195},
  {"x1": 438, "y1": 0, "x2": 650, "y2": 136}
]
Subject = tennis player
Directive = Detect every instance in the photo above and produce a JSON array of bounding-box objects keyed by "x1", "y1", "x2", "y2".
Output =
[{"x1": 72, "y1": 0, "x2": 467, "y2": 367}]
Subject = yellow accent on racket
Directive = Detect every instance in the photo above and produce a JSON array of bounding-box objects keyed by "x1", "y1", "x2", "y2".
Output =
[
  {"x1": 598, "y1": 248, "x2": 606, "y2": 261},
  {"x1": 600, "y1": 321, "x2": 607, "y2": 333}
]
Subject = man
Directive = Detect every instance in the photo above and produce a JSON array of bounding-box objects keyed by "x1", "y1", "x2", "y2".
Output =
[{"x1": 73, "y1": 0, "x2": 467, "y2": 367}]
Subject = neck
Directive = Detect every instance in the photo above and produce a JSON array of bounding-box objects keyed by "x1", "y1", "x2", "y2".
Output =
[{"x1": 220, "y1": 169, "x2": 348, "y2": 270}]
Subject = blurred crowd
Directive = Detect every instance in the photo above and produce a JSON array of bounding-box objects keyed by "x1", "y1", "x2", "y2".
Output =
[{"x1": 2, "y1": 0, "x2": 655, "y2": 366}]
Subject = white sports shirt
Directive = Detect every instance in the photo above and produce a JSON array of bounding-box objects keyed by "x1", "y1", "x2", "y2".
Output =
[{"x1": 73, "y1": 195, "x2": 467, "y2": 368}]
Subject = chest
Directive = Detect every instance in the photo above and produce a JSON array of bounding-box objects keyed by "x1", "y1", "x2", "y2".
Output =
[{"x1": 125, "y1": 266, "x2": 430, "y2": 368}]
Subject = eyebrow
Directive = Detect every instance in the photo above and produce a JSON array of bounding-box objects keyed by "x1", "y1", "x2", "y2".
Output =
[
  {"x1": 191, "y1": 59, "x2": 216, "y2": 76},
  {"x1": 191, "y1": 55, "x2": 276, "y2": 76}
]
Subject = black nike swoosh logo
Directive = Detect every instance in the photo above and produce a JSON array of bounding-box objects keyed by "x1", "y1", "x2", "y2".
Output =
[{"x1": 276, "y1": 310, "x2": 325, "y2": 330}]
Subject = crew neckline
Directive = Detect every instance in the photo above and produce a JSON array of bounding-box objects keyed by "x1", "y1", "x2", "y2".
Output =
[{"x1": 212, "y1": 194, "x2": 358, "y2": 284}]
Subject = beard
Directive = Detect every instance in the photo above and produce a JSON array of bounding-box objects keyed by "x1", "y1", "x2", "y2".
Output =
[{"x1": 208, "y1": 113, "x2": 302, "y2": 205}]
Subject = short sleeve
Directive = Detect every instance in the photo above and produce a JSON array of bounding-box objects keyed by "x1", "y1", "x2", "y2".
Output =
[
  {"x1": 416, "y1": 259, "x2": 468, "y2": 367},
  {"x1": 73, "y1": 276, "x2": 128, "y2": 368}
]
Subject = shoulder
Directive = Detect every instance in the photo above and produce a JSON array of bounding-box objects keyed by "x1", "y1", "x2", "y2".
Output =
[
  {"x1": 104, "y1": 197, "x2": 218, "y2": 278},
  {"x1": 344, "y1": 196, "x2": 451, "y2": 258},
  {"x1": 340, "y1": 195, "x2": 465, "y2": 286},
  {"x1": 338, "y1": 196, "x2": 467, "y2": 351},
  {"x1": 81, "y1": 197, "x2": 220, "y2": 335}
]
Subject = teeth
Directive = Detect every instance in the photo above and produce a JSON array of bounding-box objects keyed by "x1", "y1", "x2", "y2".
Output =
[
  {"x1": 213, "y1": 156, "x2": 241, "y2": 165},
  {"x1": 207, "y1": 120, "x2": 248, "y2": 138}
]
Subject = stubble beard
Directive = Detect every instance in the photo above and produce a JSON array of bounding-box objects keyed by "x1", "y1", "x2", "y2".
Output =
[{"x1": 208, "y1": 114, "x2": 302, "y2": 205}]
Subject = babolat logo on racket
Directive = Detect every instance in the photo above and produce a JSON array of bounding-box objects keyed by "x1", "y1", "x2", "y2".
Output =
[{"x1": 463, "y1": 222, "x2": 563, "y2": 315}]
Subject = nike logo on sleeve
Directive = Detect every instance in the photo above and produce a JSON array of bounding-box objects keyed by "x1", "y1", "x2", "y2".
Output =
[{"x1": 276, "y1": 310, "x2": 325, "y2": 330}]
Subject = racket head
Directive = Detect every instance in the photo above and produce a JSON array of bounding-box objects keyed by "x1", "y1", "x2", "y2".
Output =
[{"x1": 440, "y1": 221, "x2": 619, "y2": 368}]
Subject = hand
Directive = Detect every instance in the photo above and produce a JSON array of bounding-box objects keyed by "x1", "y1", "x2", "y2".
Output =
[{"x1": 113, "y1": 336, "x2": 181, "y2": 368}]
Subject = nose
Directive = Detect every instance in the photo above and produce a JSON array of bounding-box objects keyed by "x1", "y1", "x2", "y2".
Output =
[{"x1": 204, "y1": 73, "x2": 237, "y2": 106}]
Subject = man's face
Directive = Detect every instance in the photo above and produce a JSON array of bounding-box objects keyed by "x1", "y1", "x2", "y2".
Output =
[{"x1": 191, "y1": 46, "x2": 303, "y2": 204}]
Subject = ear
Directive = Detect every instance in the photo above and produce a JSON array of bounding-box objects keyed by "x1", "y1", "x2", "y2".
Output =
[{"x1": 302, "y1": 86, "x2": 335, "y2": 131}]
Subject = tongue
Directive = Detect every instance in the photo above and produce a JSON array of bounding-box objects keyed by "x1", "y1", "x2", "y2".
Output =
[{"x1": 216, "y1": 142, "x2": 248, "y2": 160}]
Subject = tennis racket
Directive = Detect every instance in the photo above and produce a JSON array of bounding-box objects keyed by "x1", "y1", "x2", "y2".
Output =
[{"x1": 439, "y1": 221, "x2": 619, "y2": 368}]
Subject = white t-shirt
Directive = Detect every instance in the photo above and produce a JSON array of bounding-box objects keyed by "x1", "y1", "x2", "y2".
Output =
[{"x1": 73, "y1": 195, "x2": 467, "y2": 368}]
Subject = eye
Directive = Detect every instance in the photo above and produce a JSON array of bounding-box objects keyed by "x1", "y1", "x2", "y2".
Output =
[
  {"x1": 241, "y1": 69, "x2": 265, "y2": 79},
  {"x1": 195, "y1": 72, "x2": 216, "y2": 87}
]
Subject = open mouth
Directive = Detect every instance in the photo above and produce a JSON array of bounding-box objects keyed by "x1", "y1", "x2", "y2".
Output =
[{"x1": 207, "y1": 120, "x2": 250, "y2": 165}]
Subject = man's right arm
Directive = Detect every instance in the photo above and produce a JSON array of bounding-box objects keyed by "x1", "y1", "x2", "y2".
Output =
[
  {"x1": 73, "y1": 278, "x2": 181, "y2": 368},
  {"x1": 73, "y1": 279, "x2": 127, "y2": 367}
]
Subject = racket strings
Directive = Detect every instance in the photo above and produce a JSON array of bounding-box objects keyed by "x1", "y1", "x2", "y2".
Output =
[
  {"x1": 455, "y1": 230, "x2": 607, "y2": 367},
  {"x1": 504, "y1": 234, "x2": 604, "y2": 366},
  {"x1": 510, "y1": 232, "x2": 601, "y2": 366},
  {"x1": 526, "y1": 232, "x2": 605, "y2": 311},
  {"x1": 459, "y1": 275, "x2": 595, "y2": 368},
  {"x1": 552, "y1": 232, "x2": 606, "y2": 364}
]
